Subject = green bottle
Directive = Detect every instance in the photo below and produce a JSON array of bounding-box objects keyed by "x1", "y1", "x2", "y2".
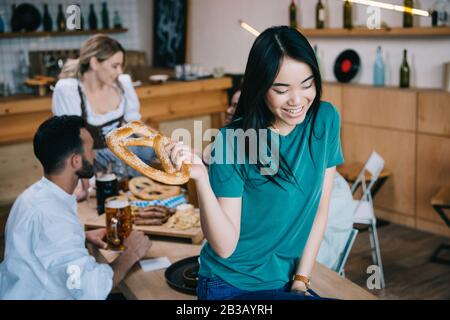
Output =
[
  {"x1": 113, "y1": 11, "x2": 122, "y2": 29},
  {"x1": 88, "y1": 4, "x2": 98, "y2": 30},
  {"x1": 57, "y1": 4, "x2": 66, "y2": 31},
  {"x1": 316, "y1": 0, "x2": 325, "y2": 29},
  {"x1": 43, "y1": 4, "x2": 53, "y2": 32},
  {"x1": 403, "y1": 0, "x2": 413, "y2": 28},
  {"x1": 289, "y1": 0, "x2": 297, "y2": 28},
  {"x1": 399, "y1": 49, "x2": 410, "y2": 88},
  {"x1": 343, "y1": 0, "x2": 352, "y2": 29},
  {"x1": 101, "y1": 2, "x2": 109, "y2": 29}
]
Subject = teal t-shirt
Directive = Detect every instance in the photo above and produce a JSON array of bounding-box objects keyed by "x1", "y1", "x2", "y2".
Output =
[{"x1": 199, "y1": 101, "x2": 344, "y2": 291}]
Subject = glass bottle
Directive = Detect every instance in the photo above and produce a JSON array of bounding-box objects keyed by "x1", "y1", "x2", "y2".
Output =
[
  {"x1": 10, "y1": 4, "x2": 16, "y2": 31},
  {"x1": 112, "y1": 160, "x2": 129, "y2": 192},
  {"x1": 289, "y1": 0, "x2": 297, "y2": 28},
  {"x1": 403, "y1": 0, "x2": 413, "y2": 28},
  {"x1": 43, "y1": 4, "x2": 53, "y2": 32},
  {"x1": 14, "y1": 50, "x2": 30, "y2": 94},
  {"x1": 316, "y1": 0, "x2": 325, "y2": 29},
  {"x1": 432, "y1": 3, "x2": 439, "y2": 27},
  {"x1": 373, "y1": 46, "x2": 385, "y2": 87},
  {"x1": 77, "y1": 4, "x2": 85, "y2": 30},
  {"x1": 113, "y1": 11, "x2": 122, "y2": 29},
  {"x1": 57, "y1": 4, "x2": 66, "y2": 31},
  {"x1": 435, "y1": 0, "x2": 449, "y2": 26},
  {"x1": 399, "y1": 49, "x2": 410, "y2": 88},
  {"x1": 314, "y1": 45, "x2": 323, "y2": 77},
  {"x1": 0, "y1": 10, "x2": 5, "y2": 33},
  {"x1": 88, "y1": 4, "x2": 98, "y2": 30},
  {"x1": 343, "y1": 0, "x2": 352, "y2": 29},
  {"x1": 101, "y1": 2, "x2": 110, "y2": 29}
]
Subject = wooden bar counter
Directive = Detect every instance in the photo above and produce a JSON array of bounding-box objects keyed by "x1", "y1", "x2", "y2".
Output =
[{"x1": 0, "y1": 77, "x2": 232, "y2": 207}]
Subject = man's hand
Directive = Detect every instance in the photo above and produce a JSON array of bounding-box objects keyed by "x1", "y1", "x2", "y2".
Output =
[
  {"x1": 85, "y1": 228, "x2": 108, "y2": 249},
  {"x1": 74, "y1": 178, "x2": 90, "y2": 202},
  {"x1": 123, "y1": 230, "x2": 152, "y2": 262},
  {"x1": 110, "y1": 231, "x2": 152, "y2": 287},
  {"x1": 75, "y1": 187, "x2": 88, "y2": 202}
]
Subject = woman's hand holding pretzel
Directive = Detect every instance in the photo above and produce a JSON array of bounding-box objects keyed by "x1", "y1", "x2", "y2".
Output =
[{"x1": 164, "y1": 141, "x2": 207, "y2": 182}]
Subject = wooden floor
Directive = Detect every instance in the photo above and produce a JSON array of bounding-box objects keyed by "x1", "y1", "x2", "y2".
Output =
[
  {"x1": 0, "y1": 220, "x2": 449, "y2": 299},
  {"x1": 345, "y1": 222, "x2": 450, "y2": 300}
]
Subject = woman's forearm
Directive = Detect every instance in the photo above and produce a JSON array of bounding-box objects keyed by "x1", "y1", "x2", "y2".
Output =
[
  {"x1": 194, "y1": 171, "x2": 240, "y2": 258},
  {"x1": 296, "y1": 167, "x2": 336, "y2": 278},
  {"x1": 296, "y1": 205, "x2": 329, "y2": 277}
]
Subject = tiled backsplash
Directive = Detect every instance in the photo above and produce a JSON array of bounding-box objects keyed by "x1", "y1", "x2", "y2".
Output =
[{"x1": 0, "y1": 0, "x2": 142, "y2": 94}]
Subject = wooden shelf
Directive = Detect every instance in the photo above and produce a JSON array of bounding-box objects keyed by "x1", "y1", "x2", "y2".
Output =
[
  {"x1": 299, "y1": 27, "x2": 450, "y2": 38},
  {"x1": 0, "y1": 28, "x2": 128, "y2": 39}
]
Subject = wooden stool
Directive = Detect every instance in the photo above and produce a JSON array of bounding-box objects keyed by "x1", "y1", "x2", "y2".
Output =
[{"x1": 430, "y1": 187, "x2": 450, "y2": 265}]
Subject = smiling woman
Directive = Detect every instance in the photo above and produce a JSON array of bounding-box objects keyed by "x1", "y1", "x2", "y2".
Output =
[
  {"x1": 52, "y1": 34, "x2": 156, "y2": 201},
  {"x1": 266, "y1": 59, "x2": 316, "y2": 134},
  {"x1": 164, "y1": 26, "x2": 344, "y2": 300}
]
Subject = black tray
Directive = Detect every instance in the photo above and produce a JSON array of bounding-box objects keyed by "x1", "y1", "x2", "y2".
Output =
[{"x1": 165, "y1": 255, "x2": 199, "y2": 296}]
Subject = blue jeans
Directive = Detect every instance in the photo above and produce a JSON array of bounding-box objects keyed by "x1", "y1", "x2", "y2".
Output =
[{"x1": 197, "y1": 275, "x2": 327, "y2": 300}]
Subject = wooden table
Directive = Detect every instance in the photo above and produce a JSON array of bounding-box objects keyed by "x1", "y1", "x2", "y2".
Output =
[
  {"x1": 78, "y1": 201, "x2": 378, "y2": 300},
  {"x1": 430, "y1": 187, "x2": 450, "y2": 265},
  {"x1": 337, "y1": 162, "x2": 391, "y2": 198}
]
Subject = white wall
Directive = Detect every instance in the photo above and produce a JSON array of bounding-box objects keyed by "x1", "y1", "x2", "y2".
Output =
[
  {"x1": 137, "y1": 0, "x2": 154, "y2": 64},
  {"x1": 0, "y1": 0, "x2": 144, "y2": 94},
  {"x1": 190, "y1": 0, "x2": 450, "y2": 89}
]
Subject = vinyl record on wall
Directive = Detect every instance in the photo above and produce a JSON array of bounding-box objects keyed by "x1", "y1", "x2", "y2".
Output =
[
  {"x1": 333, "y1": 49, "x2": 360, "y2": 83},
  {"x1": 11, "y1": 3, "x2": 42, "y2": 32}
]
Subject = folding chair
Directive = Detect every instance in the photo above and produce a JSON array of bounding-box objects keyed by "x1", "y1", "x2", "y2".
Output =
[
  {"x1": 351, "y1": 151, "x2": 386, "y2": 288},
  {"x1": 335, "y1": 228, "x2": 359, "y2": 278}
]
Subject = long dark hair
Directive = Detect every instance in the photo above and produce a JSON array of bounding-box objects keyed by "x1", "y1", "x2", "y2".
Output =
[{"x1": 231, "y1": 26, "x2": 322, "y2": 188}]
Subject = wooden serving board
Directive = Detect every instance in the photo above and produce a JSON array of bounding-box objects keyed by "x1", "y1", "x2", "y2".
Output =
[{"x1": 78, "y1": 201, "x2": 204, "y2": 244}]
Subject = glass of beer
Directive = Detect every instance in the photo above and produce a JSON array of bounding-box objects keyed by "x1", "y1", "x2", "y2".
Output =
[
  {"x1": 105, "y1": 196, "x2": 133, "y2": 251},
  {"x1": 96, "y1": 173, "x2": 118, "y2": 215}
]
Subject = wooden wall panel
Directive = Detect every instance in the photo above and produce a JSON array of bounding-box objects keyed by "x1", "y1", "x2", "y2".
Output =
[
  {"x1": 322, "y1": 83, "x2": 343, "y2": 115},
  {"x1": 158, "y1": 115, "x2": 212, "y2": 152},
  {"x1": 418, "y1": 91, "x2": 450, "y2": 137},
  {"x1": 342, "y1": 86, "x2": 417, "y2": 131},
  {"x1": 0, "y1": 142, "x2": 43, "y2": 206},
  {"x1": 342, "y1": 124, "x2": 416, "y2": 217},
  {"x1": 417, "y1": 219, "x2": 450, "y2": 238},
  {"x1": 140, "y1": 91, "x2": 228, "y2": 122},
  {"x1": 376, "y1": 208, "x2": 415, "y2": 228},
  {"x1": 0, "y1": 111, "x2": 52, "y2": 145},
  {"x1": 416, "y1": 134, "x2": 450, "y2": 224}
]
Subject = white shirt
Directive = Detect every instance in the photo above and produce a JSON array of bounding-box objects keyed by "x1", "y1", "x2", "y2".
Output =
[
  {"x1": 52, "y1": 74, "x2": 141, "y2": 126},
  {"x1": 0, "y1": 178, "x2": 113, "y2": 300}
]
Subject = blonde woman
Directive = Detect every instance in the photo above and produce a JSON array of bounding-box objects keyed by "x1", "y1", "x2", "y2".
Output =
[{"x1": 52, "y1": 34, "x2": 155, "y2": 200}]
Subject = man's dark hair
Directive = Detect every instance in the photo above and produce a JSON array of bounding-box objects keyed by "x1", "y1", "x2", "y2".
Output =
[{"x1": 33, "y1": 115, "x2": 88, "y2": 175}]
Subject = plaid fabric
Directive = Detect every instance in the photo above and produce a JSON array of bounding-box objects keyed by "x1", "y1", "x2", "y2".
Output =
[{"x1": 131, "y1": 194, "x2": 188, "y2": 209}]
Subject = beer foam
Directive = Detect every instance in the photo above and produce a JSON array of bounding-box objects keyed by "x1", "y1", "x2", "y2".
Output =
[
  {"x1": 96, "y1": 173, "x2": 117, "y2": 182},
  {"x1": 107, "y1": 199, "x2": 129, "y2": 209}
]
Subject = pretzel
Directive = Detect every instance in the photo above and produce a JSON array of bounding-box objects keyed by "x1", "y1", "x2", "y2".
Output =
[
  {"x1": 129, "y1": 176, "x2": 181, "y2": 200},
  {"x1": 105, "y1": 121, "x2": 190, "y2": 185}
]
